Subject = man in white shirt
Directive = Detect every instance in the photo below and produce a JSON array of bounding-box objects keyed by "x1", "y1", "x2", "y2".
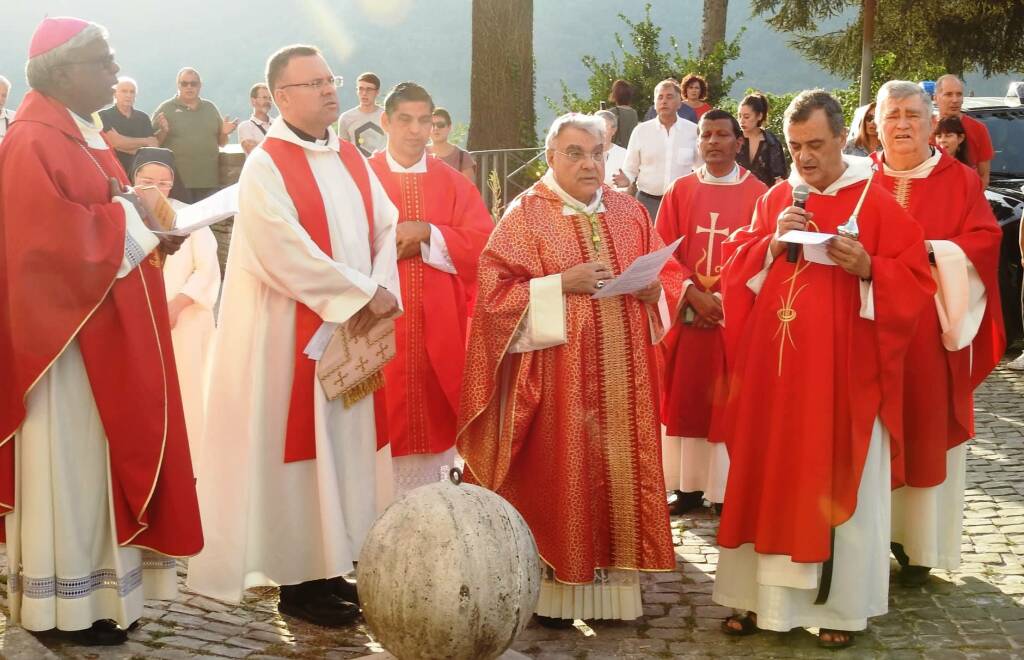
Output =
[
  {"x1": 0, "y1": 76, "x2": 15, "y2": 145},
  {"x1": 337, "y1": 71, "x2": 386, "y2": 157},
  {"x1": 616, "y1": 79, "x2": 699, "y2": 220},
  {"x1": 595, "y1": 109, "x2": 627, "y2": 188},
  {"x1": 237, "y1": 82, "x2": 274, "y2": 155}
]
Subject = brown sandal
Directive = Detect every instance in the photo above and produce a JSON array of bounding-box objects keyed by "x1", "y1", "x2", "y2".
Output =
[
  {"x1": 818, "y1": 628, "x2": 854, "y2": 649},
  {"x1": 721, "y1": 611, "x2": 759, "y2": 636}
]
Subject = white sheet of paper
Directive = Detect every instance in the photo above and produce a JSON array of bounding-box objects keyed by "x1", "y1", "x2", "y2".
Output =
[
  {"x1": 779, "y1": 230, "x2": 837, "y2": 266},
  {"x1": 303, "y1": 321, "x2": 338, "y2": 360},
  {"x1": 153, "y1": 184, "x2": 240, "y2": 236},
  {"x1": 592, "y1": 236, "x2": 684, "y2": 299}
]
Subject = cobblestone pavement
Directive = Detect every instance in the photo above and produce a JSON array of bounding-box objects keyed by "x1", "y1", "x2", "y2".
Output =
[{"x1": 1, "y1": 360, "x2": 1023, "y2": 659}]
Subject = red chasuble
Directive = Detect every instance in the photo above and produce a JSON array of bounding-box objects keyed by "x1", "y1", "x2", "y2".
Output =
[
  {"x1": 368, "y1": 154, "x2": 492, "y2": 457},
  {"x1": 655, "y1": 167, "x2": 766, "y2": 438},
  {"x1": 457, "y1": 182, "x2": 685, "y2": 584},
  {"x1": 715, "y1": 173, "x2": 933, "y2": 564},
  {"x1": 0, "y1": 91, "x2": 202, "y2": 555},
  {"x1": 871, "y1": 151, "x2": 1004, "y2": 487}
]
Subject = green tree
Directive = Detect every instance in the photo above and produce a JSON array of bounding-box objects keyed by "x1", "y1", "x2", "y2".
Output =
[
  {"x1": 753, "y1": 0, "x2": 1024, "y2": 80},
  {"x1": 549, "y1": 3, "x2": 744, "y2": 116}
]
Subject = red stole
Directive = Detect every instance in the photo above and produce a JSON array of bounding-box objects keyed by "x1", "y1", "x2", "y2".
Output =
[
  {"x1": 655, "y1": 168, "x2": 767, "y2": 437},
  {"x1": 260, "y1": 136, "x2": 385, "y2": 463},
  {"x1": 715, "y1": 179, "x2": 933, "y2": 563},
  {"x1": 0, "y1": 91, "x2": 202, "y2": 555},
  {"x1": 367, "y1": 153, "x2": 493, "y2": 456},
  {"x1": 871, "y1": 152, "x2": 1005, "y2": 487}
]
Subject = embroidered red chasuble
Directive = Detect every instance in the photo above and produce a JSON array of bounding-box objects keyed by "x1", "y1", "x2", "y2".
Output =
[
  {"x1": 457, "y1": 182, "x2": 685, "y2": 584},
  {"x1": 0, "y1": 91, "x2": 202, "y2": 555},
  {"x1": 870, "y1": 151, "x2": 1004, "y2": 488},
  {"x1": 655, "y1": 167, "x2": 766, "y2": 438},
  {"x1": 715, "y1": 177, "x2": 933, "y2": 563},
  {"x1": 368, "y1": 154, "x2": 492, "y2": 457}
]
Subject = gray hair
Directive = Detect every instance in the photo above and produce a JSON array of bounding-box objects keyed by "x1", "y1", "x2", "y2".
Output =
[
  {"x1": 177, "y1": 67, "x2": 201, "y2": 83},
  {"x1": 0, "y1": 75, "x2": 10, "y2": 92},
  {"x1": 544, "y1": 112, "x2": 606, "y2": 149},
  {"x1": 784, "y1": 89, "x2": 845, "y2": 137},
  {"x1": 25, "y1": 23, "x2": 108, "y2": 92},
  {"x1": 116, "y1": 76, "x2": 138, "y2": 91},
  {"x1": 934, "y1": 74, "x2": 963, "y2": 95},
  {"x1": 594, "y1": 109, "x2": 617, "y2": 129},
  {"x1": 876, "y1": 80, "x2": 931, "y2": 117}
]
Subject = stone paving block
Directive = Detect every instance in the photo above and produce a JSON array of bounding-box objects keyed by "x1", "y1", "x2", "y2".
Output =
[
  {"x1": 158, "y1": 634, "x2": 211, "y2": 651},
  {"x1": 201, "y1": 644, "x2": 252, "y2": 658}
]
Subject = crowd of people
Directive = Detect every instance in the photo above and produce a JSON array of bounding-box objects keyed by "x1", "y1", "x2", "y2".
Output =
[{"x1": 0, "y1": 13, "x2": 1015, "y2": 653}]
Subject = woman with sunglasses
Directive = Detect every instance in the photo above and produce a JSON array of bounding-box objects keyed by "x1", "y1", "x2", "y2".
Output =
[
  {"x1": 427, "y1": 107, "x2": 476, "y2": 180},
  {"x1": 844, "y1": 102, "x2": 882, "y2": 156}
]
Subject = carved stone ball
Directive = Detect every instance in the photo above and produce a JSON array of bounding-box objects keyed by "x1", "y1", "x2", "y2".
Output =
[{"x1": 357, "y1": 475, "x2": 541, "y2": 660}]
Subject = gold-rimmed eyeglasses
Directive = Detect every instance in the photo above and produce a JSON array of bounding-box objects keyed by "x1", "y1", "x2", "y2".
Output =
[
  {"x1": 553, "y1": 149, "x2": 605, "y2": 164},
  {"x1": 279, "y1": 75, "x2": 344, "y2": 91}
]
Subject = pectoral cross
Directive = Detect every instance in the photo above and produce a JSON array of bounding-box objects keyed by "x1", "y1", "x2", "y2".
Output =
[{"x1": 695, "y1": 212, "x2": 729, "y2": 288}]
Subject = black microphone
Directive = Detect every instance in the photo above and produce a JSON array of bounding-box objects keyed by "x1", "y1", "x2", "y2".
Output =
[{"x1": 787, "y1": 184, "x2": 811, "y2": 263}]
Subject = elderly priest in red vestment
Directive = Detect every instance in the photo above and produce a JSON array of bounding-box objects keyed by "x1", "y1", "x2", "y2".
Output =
[
  {"x1": 870, "y1": 81, "x2": 1004, "y2": 586},
  {"x1": 655, "y1": 109, "x2": 767, "y2": 515},
  {"x1": 711, "y1": 90, "x2": 933, "y2": 649},
  {"x1": 0, "y1": 17, "x2": 203, "y2": 646},
  {"x1": 458, "y1": 112, "x2": 686, "y2": 628},
  {"x1": 368, "y1": 82, "x2": 492, "y2": 496}
]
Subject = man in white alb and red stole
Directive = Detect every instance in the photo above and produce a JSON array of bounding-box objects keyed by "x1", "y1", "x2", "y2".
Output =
[
  {"x1": 368, "y1": 82, "x2": 492, "y2": 496},
  {"x1": 186, "y1": 45, "x2": 401, "y2": 627},
  {"x1": 711, "y1": 91, "x2": 933, "y2": 649},
  {"x1": 458, "y1": 113, "x2": 686, "y2": 628},
  {"x1": 870, "y1": 81, "x2": 1004, "y2": 586},
  {"x1": 655, "y1": 109, "x2": 767, "y2": 514},
  {"x1": 0, "y1": 18, "x2": 202, "y2": 646}
]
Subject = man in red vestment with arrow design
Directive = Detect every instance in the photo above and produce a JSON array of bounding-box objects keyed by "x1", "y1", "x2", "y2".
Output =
[
  {"x1": 711, "y1": 90, "x2": 933, "y2": 648},
  {"x1": 187, "y1": 45, "x2": 400, "y2": 627},
  {"x1": 655, "y1": 109, "x2": 767, "y2": 515},
  {"x1": 368, "y1": 82, "x2": 492, "y2": 496},
  {"x1": 871, "y1": 80, "x2": 1004, "y2": 586},
  {"x1": 0, "y1": 17, "x2": 202, "y2": 645}
]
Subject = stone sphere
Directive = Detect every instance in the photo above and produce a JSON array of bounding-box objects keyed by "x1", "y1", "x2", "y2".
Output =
[{"x1": 357, "y1": 472, "x2": 541, "y2": 660}]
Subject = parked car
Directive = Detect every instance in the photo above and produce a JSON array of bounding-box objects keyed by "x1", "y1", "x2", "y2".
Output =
[{"x1": 964, "y1": 90, "x2": 1024, "y2": 345}]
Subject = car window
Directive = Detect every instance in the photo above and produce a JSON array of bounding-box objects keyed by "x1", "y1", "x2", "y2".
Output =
[{"x1": 972, "y1": 110, "x2": 1024, "y2": 177}]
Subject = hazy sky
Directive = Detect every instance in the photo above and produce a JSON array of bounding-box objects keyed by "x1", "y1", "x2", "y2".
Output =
[{"x1": 2, "y1": 1, "x2": 1016, "y2": 138}]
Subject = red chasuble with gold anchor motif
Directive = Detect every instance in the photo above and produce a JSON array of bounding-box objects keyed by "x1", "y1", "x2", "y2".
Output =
[
  {"x1": 715, "y1": 170, "x2": 933, "y2": 564},
  {"x1": 655, "y1": 166, "x2": 766, "y2": 438}
]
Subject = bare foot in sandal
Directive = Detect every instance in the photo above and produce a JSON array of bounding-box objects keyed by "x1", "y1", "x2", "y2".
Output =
[
  {"x1": 721, "y1": 611, "x2": 758, "y2": 636},
  {"x1": 819, "y1": 628, "x2": 854, "y2": 648}
]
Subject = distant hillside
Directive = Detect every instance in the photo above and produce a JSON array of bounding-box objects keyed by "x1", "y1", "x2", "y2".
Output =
[{"x1": 2, "y1": 0, "x2": 1017, "y2": 146}]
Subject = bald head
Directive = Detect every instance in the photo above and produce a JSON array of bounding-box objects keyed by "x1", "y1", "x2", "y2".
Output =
[{"x1": 935, "y1": 74, "x2": 964, "y2": 117}]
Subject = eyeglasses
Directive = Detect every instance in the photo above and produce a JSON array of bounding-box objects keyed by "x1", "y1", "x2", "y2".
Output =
[
  {"x1": 865, "y1": 115, "x2": 875, "y2": 122},
  {"x1": 432, "y1": 122, "x2": 449, "y2": 129},
  {"x1": 280, "y1": 75, "x2": 344, "y2": 91},
  {"x1": 179, "y1": 80, "x2": 200, "y2": 88},
  {"x1": 554, "y1": 149, "x2": 605, "y2": 164},
  {"x1": 60, "y1": 53, "x2": 117, "y2": 71},
  {"x1": 135, "y1": 179, "x2": 173, "y2": 191}
]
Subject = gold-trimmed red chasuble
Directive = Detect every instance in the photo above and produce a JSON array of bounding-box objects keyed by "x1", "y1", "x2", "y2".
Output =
[{"x1": 458, "y1": 181, "x2": 685, "y2": 584}]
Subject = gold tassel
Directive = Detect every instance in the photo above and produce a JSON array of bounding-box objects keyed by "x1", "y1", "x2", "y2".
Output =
[{"x1": 341, "y1": 370, "x2": 385, "y2": 408}]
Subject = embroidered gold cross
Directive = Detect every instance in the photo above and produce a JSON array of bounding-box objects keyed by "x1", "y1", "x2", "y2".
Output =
[{"x1": 695, "y1": 212, "x2": 729, "y2": 288}]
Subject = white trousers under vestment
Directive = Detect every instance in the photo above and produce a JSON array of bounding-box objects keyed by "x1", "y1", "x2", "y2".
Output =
[
  {"x1": 662, "y1": 434, "x2": 729, "y2": 503},
  {"x1": 391, "y1": 447, "x2": 457, "y2": 498},
  {"x1": 3, "y1": 342, "x2": 178, "y2": 632},
  {"x1": 713, "y1": 418, "x2": 891, "y2": 632},
  {"x1": 891, "y1": 443, "x2": 966, "y2": 570},
  {"x1": 535, "y1": 565, "x2": 643, "y2": 621}
]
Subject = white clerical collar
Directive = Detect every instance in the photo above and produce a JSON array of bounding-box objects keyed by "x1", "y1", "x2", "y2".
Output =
[
  {"x1": 542, "y1": 169, "x2": 605, "y2": 216},
  {"x1": 266, "y1": 116, "x2": 340, "y2": 152},
  {"x1": 699, "y1": 163, "x2": 740, "y2": 183},
  {"x1": 385, "y1": 149, "x2": 427, "y2": 173},
  {"x1": 787, "y1": 155, "x2": 874, "y2": 196},
  {"x1": 68, "y1": 109, "x2": 108, "y2": 149},
  {"x1": 881, "y1": 149, "x2": 941, "y2": 180}
]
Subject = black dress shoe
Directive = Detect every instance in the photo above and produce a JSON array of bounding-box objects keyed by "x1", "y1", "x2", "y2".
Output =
[
  {"x1": 331, "y1": 576, "x2": 360, "y2": 606},
  {"x1": 534, "y1": 614, "x2": 575, "y2": 629},
  {"x1": 69, "y1": 619, "x2": 128, "y2": 646},
  {"x1": 278, "y1": 592, "x2": 360, "y2": 628},
  {"x1": 668, "y1": 490, "x2": 705, "y2": 516}
]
